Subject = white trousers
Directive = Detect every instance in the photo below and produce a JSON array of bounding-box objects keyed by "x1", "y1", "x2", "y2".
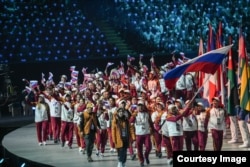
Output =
[
  {"x1": 229, "y1": 116, "x2": 238, "y2": 141},
  {"x1": 238, "y1": 120, "x2": 250, "y2": 144}
]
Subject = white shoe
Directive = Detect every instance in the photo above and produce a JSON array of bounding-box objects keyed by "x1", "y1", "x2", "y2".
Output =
[
  {"x1": 117, "y1": 162, "x2": 122, "y2": 167},
  {"x1": 65, "y1": 141, "x2": 69, "y2": 145},
  {"x1": 96, "y1": 150, "x2": 100, "y2": 156},
  {"x1": 100, "y1": 153, "x2": 104, "y2": 157},
  {"x1": 228, "y1": 140, "x2": 238, "y2": 144},
  {"x1": 167, "y1": 158, "x2": 173, "y2": 165},
  {"x1": 239, "y1": 143, "x2": 249, "y2": 148},
  {"x1": 79, "y1": 147, "x2": 83, "y2": 153},
  {"x1": 43, "y1": 141, "x2": 47, "y2": 146},
  {"x1": 38, "y1": 142, "x2": 43, "y2": 146}
]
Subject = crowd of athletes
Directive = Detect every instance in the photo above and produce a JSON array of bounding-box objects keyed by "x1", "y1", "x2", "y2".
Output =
[{"x1": 21, "y1": 55, "x2": 250, "y2": 167}]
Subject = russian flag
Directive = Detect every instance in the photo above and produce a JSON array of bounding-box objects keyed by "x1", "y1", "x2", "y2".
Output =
[
  {"x1": 29, "y1": 80, "x2": 38, "y2": 89},
  {"x1": 71, "y1": 70, "x2": 79, "y2": 77},
  {"x1": 71, "y1": 76, "x2": 78, "y2": 84},
  {"x1": 70, "y1": 66, "x2": 76, "y2": 71},
  {"x1": 163, "y1": 45, "x2": 232, "y2": 90}
]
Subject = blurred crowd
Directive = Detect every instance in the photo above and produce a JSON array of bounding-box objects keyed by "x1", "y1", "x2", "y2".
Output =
[
  {"x1": 0, "y1": 1, "x2": 119, "y2": 64},
  {"x1": 111, "y1": 0, "x2": 250, "y2": 52}
]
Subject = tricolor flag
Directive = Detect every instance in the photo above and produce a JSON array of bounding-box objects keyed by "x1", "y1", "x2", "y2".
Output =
[
  {"x1": 207, "y1": 23, "x2": 216, "y2": 51},
  {"x1": 48, "y1": 72, "x2": 53, "y2": 81},
  {"x1": 127, "y1": 55, "x2": 135, "y2": 62},
  {"x1": 84, "y1": 74, "x2": 94, "y2": 82},
  {"x1": 41, "y1": 73, "x2": 46, "y2": 85},
  {"x1": 238, "y1": 34, "x2": 250, "y2": 112},
  {"x1": 23, "y1": 86, "x2": 32, "y2": 94},
  {"x1": 118, "y1": 61, "x2": 125, "y2": 75},
  {"x1": 227, "y1": 36, "x2": 239, "y2": 115},
  {"x1": 139, "y1": 54, "x2": 144, "y2": 61},
  {"x1": 64, "y1": 82, "x2": 72, "y2": 90},
  {"x1": 150, "y1": 56, "x2": 156, "y2": 70},
  {"x1": 82, "y1": 67, "x2": 88, "y2": 74},
  {"x1": 46, "y1": 72, "x2": 54, "y2": 85},
  {"x1": 163, "y1": 45, "x2": 233, "y2": 90},
  {"x1": 197, "y1": 38, "x2": 206, "y2": 93},
  {"x1": 216, "y1": 21, "x2": 223, "y2": 48},
  {"x1": 71, "y1": 70, "x2": 79, "y2": 77},
  {"x1": 70, "y1": 66, "x2": 76, "y2": 71},
  {"x1": 142, "y1": 65, "x2": 148, "y2": 74},
  {"x1": 79, "y1": 84, "x2": 87, "y2": 92},
  {"x1": 207, "y1": 23, "x2": 220, "y2": 103},
  {"x1": 217, "y1": 21, "x2": 226, "y2": 105},
  {"x1": 106, "y1": 62, "x2": 114, "y2": 68},
  {"x1": 29, "y1": 80, "x2": 38, "y2": 89},
  {"x1": 71, "y1": 76, "x2": 78, "y2": 84},
  {"x1": 105, "y1": 62, "x2": 114, "y2": 76}
]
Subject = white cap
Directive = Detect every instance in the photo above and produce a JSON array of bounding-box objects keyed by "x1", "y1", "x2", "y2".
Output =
[
  {"x1": 124, "y1": 89, "x2": 130, "y2": 94},
  {"x1": 100, "y1": 89, "x2": 106, "y2": 94},
  {"x1": 212, "y1": 97, "x2": 220, "y2": 102},
  {"x1": 175, "y1": 99, "x2": 183, "y2": 106},
  {"x1": 197, "y1": 102, "x2": 204, "y2": 107},
  {"x1": 156, "y1": 102, "x2": 165, "y2": 108},
  {"x1": 118, "y1": 88, "x2": 125, "y2": 93},
  {"x1": 61, "y1": 75, "x2": 67, "y2": 79},
  {"x1": 138, "y1": 100, "x2": 145, "y2": 105},
  {"x1": 168, "y1": 104, "x2": 176, "y2": 111},
  {"x1": 72, "y1": 87, "x2": 78, "y2": 91},
  {"x1": 95, "y1": 73, "x2": 100, "y2": 78},
  {"x1": 112, "y1": 95, "x2": 118, "y2": 99},
  {"x1": 39, "y1": 94, "x2": 45, "y2": 98}
]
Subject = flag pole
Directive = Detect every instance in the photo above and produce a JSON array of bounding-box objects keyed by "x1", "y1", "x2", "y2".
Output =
[{"x1": 190, "y1": 74, "x2": 211, "y2": 103}]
